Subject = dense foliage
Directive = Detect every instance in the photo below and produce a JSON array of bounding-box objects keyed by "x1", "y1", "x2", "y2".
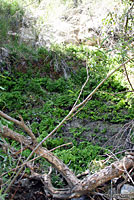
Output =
[
  {"x1": 0, "y1": 44, "x2": 134, "y2": 177},
  {"x1": 0, "y1": 0, "x2": 134, "y2": 195}
]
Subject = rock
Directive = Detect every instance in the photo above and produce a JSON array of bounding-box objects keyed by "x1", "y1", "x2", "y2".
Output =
[
  {"x1": 19, "y1": 178, "x2": 31, "y2": 188},
  {"x1": 71, "y1": 195, "x2": 87, "y2": 200},
  {"x1": 121, "y1": 184, "x2": 134, "y2": 194}
]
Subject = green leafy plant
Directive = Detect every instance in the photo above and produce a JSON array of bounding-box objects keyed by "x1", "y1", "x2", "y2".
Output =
[
  {"x1": 0, "y1": 189, "x2": 7, "y2": 200},
  {"x1": 55, "y1": 142, "x2": 103, "y2": 173}
]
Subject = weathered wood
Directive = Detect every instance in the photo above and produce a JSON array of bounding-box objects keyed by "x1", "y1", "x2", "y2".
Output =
[
  {"x1": 1, "y1": 57, "x2": 134, "y2": 198},
  {"x1": 1, "y1": 126, "x2": 134, "y2": 199},
  {"x1": 0, "y1": 126, "x2": 80, "y2": 189}
]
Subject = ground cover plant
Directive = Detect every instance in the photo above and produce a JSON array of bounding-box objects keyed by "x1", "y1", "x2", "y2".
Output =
[
  {"x1": 0, "y1": 0, "x2": 134, "y2": 199},
  {"x1": 0, "y1": 43, "x2": 134, "y2": 199}
]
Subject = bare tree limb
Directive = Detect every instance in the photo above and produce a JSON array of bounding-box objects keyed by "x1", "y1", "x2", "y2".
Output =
[
  {"x1": 36, "y1": 57, "x2": 134, "y2": 148},
  {"x1": 0, "y1": 111, "x2": 37, "y2": 143},
  {"x1": 0, "y1": 126, "x2": 80, "y2": 189},
  {"x1": 99, "y1": 90, "x2": 134, "y2": 96},
  {"x1": 1, "y1": 126, "x2": 134, "y2": 199},
  {"x1": 80, "y1": 155, "x2": 134, "y2": 192},
  {"x1": 123, "y1": 64, "x2": 134, "y2": 90},
  {"x1": 0, "y1": 57, "x2": 134, "y2": 196},
  {"x1": 0, "y1": 58, "x2": 133, "y2": 149},
  {"x1": 50, "y1": 142, "x2": 73, "y2": 152},
  {"x1": 72, "y1": 62, "x2": 89, "y2": 108}
]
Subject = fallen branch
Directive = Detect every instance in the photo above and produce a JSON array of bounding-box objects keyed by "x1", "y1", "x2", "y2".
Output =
[
  {"x1": 0, "y1": 57, "x2": 134, "y2": 198},
  {"x1": 32, "y1": 57, "x2": 134, "y2": 148},
  {"x1": 0, "y1": 112, "x2": 37, "y2": 143},
  {"x1": 1, "y1": 126, "x2": 134, "y2": 199},
  {"x1": 0, "y1": 126, "x2": 79, "y2": 188}
]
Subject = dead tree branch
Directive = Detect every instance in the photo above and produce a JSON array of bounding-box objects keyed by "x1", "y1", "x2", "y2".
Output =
[
  {"x1": 0, "y1": 126, "x2": 134, "y2": 199},
  {"x1": 0, "y1": 111, "x2": 37, "y2": 143},
  {"x1": 0, "y1": 57, "x2": 134, "y2": 198},
  {"x1": 35, "y1": 57, "x2": 134, "y2": 149},
  {"x1": 0, "y1": 126, "x2": 80, "y2": 188}
]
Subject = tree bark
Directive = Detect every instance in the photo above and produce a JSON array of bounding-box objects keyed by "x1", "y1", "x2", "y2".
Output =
[
  {"x1": 1, "y1": 126, "x2": 134, "y2": 199},
  {"x1": 0, "y1": 57, "x2": 134, "y2": 198}
]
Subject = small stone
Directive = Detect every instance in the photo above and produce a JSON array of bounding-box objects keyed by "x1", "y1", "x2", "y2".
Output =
[
  {"x1": 71, "y1": 195, "x2": 87, "y2": 200},
  {"x1": 20, "y1": 178, "x2": 30, "y2": 187},
  {"x1": 121, "y1": 184, "x2": 134, "y2": 194}
]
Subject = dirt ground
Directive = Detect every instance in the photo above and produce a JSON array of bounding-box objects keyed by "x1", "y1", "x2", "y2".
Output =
[{"x1": 7, "y1": 178, "x2": 54, "y2": 200}]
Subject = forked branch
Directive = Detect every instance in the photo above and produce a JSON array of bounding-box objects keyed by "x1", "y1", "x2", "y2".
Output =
[
  {"x1": 0, "y1": 111, "x2": 37, "y2": 143},
  {"x1": 0, "y1": 126, "x2": 134, "y2": 199},
  {"x1": 0, "y1": 57, "x2": 134, "y2": 198}
]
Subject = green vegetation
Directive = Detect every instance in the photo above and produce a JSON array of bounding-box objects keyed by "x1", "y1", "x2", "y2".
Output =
[
  {"x1": 0, "y1": 0, "x2": 134, "y2": 193},
  {"x1": 55, "y1": 142, "x2": 102, "y2": 174},
  {"x1": 0, "y1": 0, "x2": 23, "y2": 46},
  {"x1": 0, "y1": 44, "x2": 133, "y2": 177}
]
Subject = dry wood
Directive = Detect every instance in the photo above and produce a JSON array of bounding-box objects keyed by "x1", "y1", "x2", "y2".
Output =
[
  {"x1": 25, "y1": 57, "x2": 134, "y2": 149},
  {"x1": 0, "y1": 111, "x2": 37, "y2": 143},
  {"x1": 0, "y1": 57, "x2": 134, "y2": 198},
  {"x1": 1, "y1": 126, "x2": 134, "y2": 199},
  {"x1": 0, "y1": 126, "x2": 79, "y2": 188}
]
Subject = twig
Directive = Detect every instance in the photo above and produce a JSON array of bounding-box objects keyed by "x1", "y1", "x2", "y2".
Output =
[
  {"x1": 50, "y1": 142, "x2": 73, "y2": 152},
  {"x1": 77, "y1": 169, "x2": 90, "y2": 178},
  {"x1": 0, "y1": 144, "x2": 65, "y2": 178},
  {"x1": 67, "y1": 97, "x2": 92, "y2": 120},
  {"x1": 0, "y1": 112, "x2": 37, "y2": 143},
  {"x1": 1, "y1": 57, "x2": 134, "y2": 194},
  {"x1": 99, "y1": 90, "x2": 134, "y2": 96},
  {"x1": 123, "y1": 64, "x2": 134, "y2": 90},
  {"x1": 123, "y1": 3, "x2": 134, "y2": 34},
  {"x1": 0, "y1": 142, "x2": 73, "y2": 178},
  {"x1": 123, "y1": 160, "x2": 134, "y2": 185},
  {"x1": 72, "y1": 63, "x2": 89, "y2": 108},
  {"x1": 1, "y1": 126, "x2": 134, "y2": 198}
]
